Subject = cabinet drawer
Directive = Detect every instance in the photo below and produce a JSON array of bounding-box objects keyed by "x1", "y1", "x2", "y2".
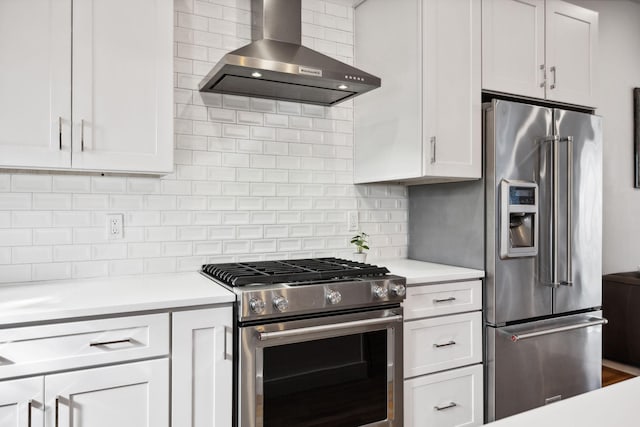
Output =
[
  {"x1": 404, "y1": 311, "x2": 482, "y2": 378},
  {"x1": 405, "y1": 364, "x2": 483, "y2": 427},
  {"x1": 404, "y1": 280, "x2": 481, "y2": 320},
  {"x1": 0, "y1": 313, "x2": 169, "y2": 379}
]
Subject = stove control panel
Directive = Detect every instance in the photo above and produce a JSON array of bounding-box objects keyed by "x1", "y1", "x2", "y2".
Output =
[{"x1": 237, "y1": 275, "x2": 407, "y2": 321}]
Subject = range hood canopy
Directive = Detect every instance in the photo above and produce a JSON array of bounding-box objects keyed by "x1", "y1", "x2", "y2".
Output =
[{"x1": 198, "y1": 0, "x2": 381, "y2": 106}]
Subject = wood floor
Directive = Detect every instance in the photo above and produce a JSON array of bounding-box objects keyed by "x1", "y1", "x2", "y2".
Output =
[{"x1": 602, "y1": 365, "x2": 636, "y2": 387}]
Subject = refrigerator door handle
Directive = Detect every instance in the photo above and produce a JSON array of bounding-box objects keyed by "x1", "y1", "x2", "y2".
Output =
[
  {"x1": 546, "y1": 135, "x2": 561, "y2": 288},
  {"x1": 508, "y1": 317, "x2": 607, "y2": 342},
  {"x1": 560, "y1": 136, "x2": 574, "y2": 286}
]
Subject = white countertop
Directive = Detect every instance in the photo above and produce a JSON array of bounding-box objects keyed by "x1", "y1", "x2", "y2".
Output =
[
  {"x1": 0, "y1": 273, "x2": 235, "y2": 325},
  {"x1": 487, "y1": 377, "x2": 640, "y2": 426},
  {"x1": 375, "y1": 258, "x2": 484, "y2": 285}
]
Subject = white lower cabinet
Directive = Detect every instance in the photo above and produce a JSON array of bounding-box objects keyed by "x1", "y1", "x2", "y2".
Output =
[
  {"x1": 0, "y1": 305, "x2": 234, "y2": 427},
  {"x1": 45, "y1": 360, "x2": 169, "y2": 427},
  {"x1": 404, "y1": 279, "x2": 484, "y2": 427},
  {"x1": 172, "y1": 307, "x2": 233, "y2": 427},
  {"x1": 0, "y1": 376, "x2": 44, "y2": 427},
  {"x1": 405, "y1": 364, "x2": 483, "y2": 427}
]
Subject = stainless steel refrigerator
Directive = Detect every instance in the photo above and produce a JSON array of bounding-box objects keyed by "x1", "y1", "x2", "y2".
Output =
[{"x1": 485, "y1": 100, "x2": 606, "y2": 421}]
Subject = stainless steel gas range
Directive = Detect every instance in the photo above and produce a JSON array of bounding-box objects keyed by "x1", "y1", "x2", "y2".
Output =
[{"x1": 201, "y1": 257, "x2": 406, "y2": 427}]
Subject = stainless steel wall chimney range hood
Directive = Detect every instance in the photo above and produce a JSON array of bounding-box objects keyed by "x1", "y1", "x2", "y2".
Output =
[{"x1": 198, "y1": 0, "x2": 381, "y2": 106}]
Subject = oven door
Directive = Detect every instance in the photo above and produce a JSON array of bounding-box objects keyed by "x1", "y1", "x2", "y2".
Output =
[{"x1": 238, "y1": 307, "x2": 403, "y2": 427}]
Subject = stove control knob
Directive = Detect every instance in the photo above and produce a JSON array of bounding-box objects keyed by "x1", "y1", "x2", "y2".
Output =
[
  {"x1": 249, "y1": 298, "x2": 266, "y2": 314},
  {"x1": 326, "y1": 289, "x2": 342, "y2": 305},
  {"x1": 391, "y1": 284, "x2": 406, "y2": 297},
  {"x1": 373, "y1": 285, "x2": 389, "y2": 299},
  {"x1": 273, "y1": 296, "x2": 289, "y2": 312}
]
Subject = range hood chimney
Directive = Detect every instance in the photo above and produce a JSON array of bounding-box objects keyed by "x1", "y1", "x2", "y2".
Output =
[{"x1": 198, "y1": 0, "x2": 381, "y2": 106}]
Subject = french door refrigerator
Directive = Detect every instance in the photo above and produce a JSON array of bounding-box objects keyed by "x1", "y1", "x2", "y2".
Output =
[{"x1": 484, "y1": 100, "x2": 606, "y2": 421}]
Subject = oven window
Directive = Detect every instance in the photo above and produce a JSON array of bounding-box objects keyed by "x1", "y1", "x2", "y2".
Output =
[{"x1": 262, "y1": 330, "x2": 388, "y2": 427}]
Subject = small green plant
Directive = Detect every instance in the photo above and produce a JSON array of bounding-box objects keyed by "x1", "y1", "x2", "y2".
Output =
[{"x1": 350, "y1": 232, "x2": 370, "y2": 254}]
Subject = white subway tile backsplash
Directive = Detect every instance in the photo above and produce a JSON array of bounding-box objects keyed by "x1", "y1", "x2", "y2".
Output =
[
  {"x1": 194, "y1": 212, "x2": 222, "y2": 225},
  {"x1": 33, "y1": 229, "x2": 72, "y2": 245},
  {"x1": 12, "y1": 246, "x2": 52, "y2": 264},
  {"x1": 0, "y1": 247, "x2": 11, "y2": 264},
  {"x1": 11, "y1": 212, "x2": 52, "y2": 228},
  {"x1": 194, "y1": 241, "x2": 222, "y2": 255},
  {"x1": 0, "y1": 193, "x2": 31, "y2": 210},
  {"x1": 177, "y1": 226, "x2": 208, "y2": 241},
  {"x1": 0, "y1": 175, "x2": 9, "y2": 192},
  {"x1": 11, "y1": 175, "x2": 51, "y2": 192},
  {"x1": 92, "y1": 177, "x2": 126, "y2": 193},
  {"x1": 32, "y1": 194, "x2": 72, "y2": 210},
  {"x1": 109, "y1": 259, "x2": 144, "y2": 276},
  {"x1": 0, "y1": 0, "x2": 407, "y2": 281},
  {"x1": 0, "y1": 265, "x2": 31, "y2": 283},
  {"x1": 143, "y1": 257, "x2": 177, "y2": 274}
]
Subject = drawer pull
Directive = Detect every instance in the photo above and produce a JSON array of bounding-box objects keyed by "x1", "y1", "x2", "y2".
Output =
[
  {"x1": 434, "y1": 401, "x2": 457, "y2": 411},
  {"x1": 28, "y1": 400, "x2": 33, "y2": 427},
  {"x1": 55, "y1": 396, "x2": 60, "y2": 427},
  {"x1": 433, "y1": 340, "x2": 457, "y2": 348},
  {"x1": 89, "y1": 338, "x2": 133, "y2": 347},
  {"x1": 433, "y1": 297, "x2": 456, "y2": 303}
]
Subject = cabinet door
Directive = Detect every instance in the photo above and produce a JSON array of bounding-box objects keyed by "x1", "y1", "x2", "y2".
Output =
[
  {"x1": 0, "y1": 0, "x2": 71, "y2": 169},
  {"x1": 72, "y1": 0, "x2": 173, "y2": 173},
  {"x1": 0, "y1": 377, "x2": 43, "y2": 427},
  {"x1": 422, "y1": 0, "x2": 481, "y2": 180},
  {"x1": 354, "y1": 0, "x2": 423, "y2": 183},
  {"x1": 172, "y1": 307, "x2": 233, "y2": 427},
  {"x1": 545, "y1": 0, "x2": 598, "y2": 107},
  {"x1": 404, "y1": 364, "x2": 483, "y2": 427},
  {"x1": 44, "y1": 359, "x2": 169, "y2": 427},
  {"x1": 482, "y1": 0, "x2": 545, "y2": 99}
]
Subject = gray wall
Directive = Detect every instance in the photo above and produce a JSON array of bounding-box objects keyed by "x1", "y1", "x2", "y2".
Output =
[{"x1": 408, "y1": 180, "x2": 484, "y2": 270}]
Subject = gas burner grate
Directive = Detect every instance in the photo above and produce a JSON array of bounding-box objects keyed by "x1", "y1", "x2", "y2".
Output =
[{"x1": 201, "y1": 257, "x2": 390, "y2": 287}]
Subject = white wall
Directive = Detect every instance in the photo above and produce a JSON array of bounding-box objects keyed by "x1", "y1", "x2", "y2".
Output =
[
  {"x1": 0, "y1": 0, "x2": 408, "y2": 283},
  {"x1": 569, "y1": 0, "x2": 640, "y2": 274}
]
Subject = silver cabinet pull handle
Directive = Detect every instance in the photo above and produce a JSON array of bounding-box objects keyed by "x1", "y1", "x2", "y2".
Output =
[
  {"x1": 430, "y1": 136, "x2": 437, "y2": 164},
  {"x1": 80, "y1": 119, "x2": 85, "y2": 151},
  {"x1": 550, "y1": 66, "x2": 557, "y2": 89},
  {"x1": 223, "y1": 326, "x2": 232, "y2": 361},
  {"x1": 55, "y1": 396, "x2": 60, "y2": 427},
  {"x1": 89, "y1": 338, "x2": 132, "y2": 347},
  {"x1": 58, "y1": 117, "x2": 62, "y2": 150},
  {"x1": 258, "y1": 315, "x2": 402, "y2": 341},
  {"x1": 28, "y1": 400, "x2": 33, "y2": 427},
  {"x1": 433, "y1": 297, "x2": 456, "y2": 303},
  {"x1": 434, "y1": 402, "x2": 457, "y2": 411},
  {"x1": 433, "y1": 340, "x2": 456, "y2": 348},
  {"x1": 509, "y1": 317, "x2": 608, "y2": 342},
  {"x1": 539, "y1": 64, "x2": 546, "y2": 88}
]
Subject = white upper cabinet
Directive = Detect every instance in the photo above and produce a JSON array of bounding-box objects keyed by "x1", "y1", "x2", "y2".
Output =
[
  {"x1": 545, "y1": 0, "x2": 598, "y2": 107},
  {"x1": 0, "y1": 0, "x2": 71, "y2": 169},
  {"x1": 482, "y1": 0, "x2": 598, "y2": 108},
  {"x1": 72, "y1": 0, "x2": 173, "y2": 173},
  {"x1": 482, "y1": 0, "x2": 546, "y2": 100},
  {"x1": 354, "y1": 0, "x2": 481, "y2": 185},
  {"x1": 0, "y1": 0, "x2": 173, "y2": 174}
]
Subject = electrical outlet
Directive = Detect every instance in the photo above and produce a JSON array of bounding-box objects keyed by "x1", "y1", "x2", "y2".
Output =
[
  {"x1": 347, "y1": 211, "x2": 359, "y2": 232},
  {"x1": 107, "y1": 214, "x2": 123, "y2": 240}
]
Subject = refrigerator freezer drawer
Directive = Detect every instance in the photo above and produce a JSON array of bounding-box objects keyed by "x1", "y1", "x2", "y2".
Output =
[
  {"x1": 486, "y1": 311, "x2": 604, "y2": 421},
  {"x1": 405, "y1": 311, "x2": 482, "y2": 378},
  {"x1": 404, "y1": 364, "x2": 483, "y2": 427}
]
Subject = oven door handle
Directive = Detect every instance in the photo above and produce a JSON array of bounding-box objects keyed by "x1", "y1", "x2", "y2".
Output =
[{"x1": 258, "y1": 314, "x2": 403, "y2": 341}]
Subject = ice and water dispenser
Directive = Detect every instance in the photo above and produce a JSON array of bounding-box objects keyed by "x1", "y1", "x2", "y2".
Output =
[{"x1": 500, "y1": 180, "x2": 538, "y2": 259}]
